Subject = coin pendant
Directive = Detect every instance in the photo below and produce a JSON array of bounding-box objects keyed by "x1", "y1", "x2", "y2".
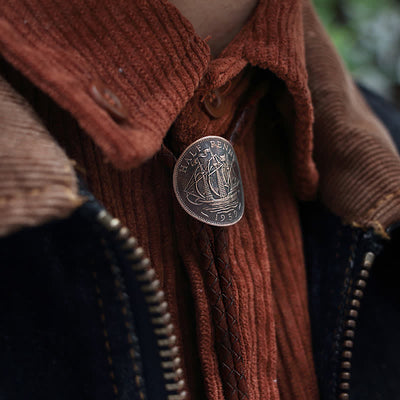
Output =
[{"x1": 173, "y1": 136, "x2": 244, "y2": 226}]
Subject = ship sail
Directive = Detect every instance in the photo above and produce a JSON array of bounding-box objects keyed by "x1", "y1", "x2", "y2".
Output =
[{"x1": 183, "y1": 146, "x2": 239, "y2": 208}]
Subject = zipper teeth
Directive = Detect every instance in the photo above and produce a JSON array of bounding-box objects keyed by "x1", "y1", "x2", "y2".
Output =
[
  {"x1": 337, "y1": 251, "x2": 376, "y2": 400},
  {"x1": 97, "y1": 211, "x2": 187, "y2": 400}
]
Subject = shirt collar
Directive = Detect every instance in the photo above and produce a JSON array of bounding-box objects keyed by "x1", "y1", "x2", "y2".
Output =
[{"x1": 0, "y1": 0, "x2": 318, "y2": 199}]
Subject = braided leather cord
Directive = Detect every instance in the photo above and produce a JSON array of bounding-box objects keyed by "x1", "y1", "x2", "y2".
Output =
[{"x1": 195, "y1": 223, "x2": 248, "y2": 399}]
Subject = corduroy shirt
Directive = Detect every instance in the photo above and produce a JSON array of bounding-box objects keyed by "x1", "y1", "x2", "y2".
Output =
[{"x1": 1, "y1": 0, "x2": 400, "y2": 399}]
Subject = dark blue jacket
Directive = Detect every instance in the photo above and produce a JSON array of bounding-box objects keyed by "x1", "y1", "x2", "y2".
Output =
[{"x1": 0, "y1": 87, "x2": 399, "y2": 400}]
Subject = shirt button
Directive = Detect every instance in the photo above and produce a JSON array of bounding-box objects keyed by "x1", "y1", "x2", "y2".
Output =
[
  {"x1": 203, "y1": 88, "x2": 231, "y2": 118},
  {"x1": 90, "y1": 81, "x2": 128, "y2": 121}
]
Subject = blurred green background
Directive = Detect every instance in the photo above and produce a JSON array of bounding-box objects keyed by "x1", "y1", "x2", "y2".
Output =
[{"x1": 314, "y1": 0, "x2": 400, "y2": 105}]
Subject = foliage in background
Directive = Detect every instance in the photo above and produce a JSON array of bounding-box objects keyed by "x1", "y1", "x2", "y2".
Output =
[{"x1": 314, "y1": 0, "x2": 400, "y2": 104}]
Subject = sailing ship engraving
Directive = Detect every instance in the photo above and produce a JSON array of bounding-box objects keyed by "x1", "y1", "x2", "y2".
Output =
[
  {"x1": 184, "y1": 147, "x2": 240, "y2": 213},
  {"x1": 173, "y1": 136, "x2": 244, "y2": 226}
]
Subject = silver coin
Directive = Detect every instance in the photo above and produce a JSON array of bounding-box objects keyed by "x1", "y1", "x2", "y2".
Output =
[{"x1": 173, "y1": 136, "x2": 244, "y2": 226}]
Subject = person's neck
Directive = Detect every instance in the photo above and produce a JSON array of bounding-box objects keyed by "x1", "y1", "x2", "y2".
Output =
[{"x1": 168, "y1": 0, "x2": 259, "y2": 57}]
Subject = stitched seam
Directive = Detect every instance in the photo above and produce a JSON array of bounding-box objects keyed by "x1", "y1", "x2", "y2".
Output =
[
  {"x1": 364, "y1": 187, "x2": 400, "y2": 220},
  {"x1": 92, "y1": 270, "x2": 119, "y2": 398},
  {"x1": 352, "y1": 220, "x2": 390, "y2": 240},
  {"x1": 367, "y1": 220, "x2": 389, "y2": 238}
]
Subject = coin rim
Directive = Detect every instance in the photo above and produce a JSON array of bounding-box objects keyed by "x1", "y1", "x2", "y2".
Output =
[{"x1": 173, "y1": 136, "x2": 245, "y2": 227}]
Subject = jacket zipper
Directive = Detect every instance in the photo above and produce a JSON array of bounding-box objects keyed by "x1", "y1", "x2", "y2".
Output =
[
  {"x1": 337, "y1": 251, "x2": 376, "y2": 400},
  {"x1": 97, "y1": 210, "x2": 187, "y2": 400}
]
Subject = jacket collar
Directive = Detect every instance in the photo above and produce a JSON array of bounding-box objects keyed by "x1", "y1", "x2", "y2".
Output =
[{"x1": 0, "y1": 73, "x2": 82, "y2": 237}]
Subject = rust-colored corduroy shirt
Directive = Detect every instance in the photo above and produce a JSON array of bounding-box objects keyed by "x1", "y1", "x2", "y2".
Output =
[{"x1": 2, "y1": 0, "x2": 400, "y2": 399}]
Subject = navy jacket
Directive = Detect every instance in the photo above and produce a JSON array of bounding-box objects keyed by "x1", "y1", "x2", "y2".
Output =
[{"x1": 0, "y1": 87, "x2": 399, "y2": 400}]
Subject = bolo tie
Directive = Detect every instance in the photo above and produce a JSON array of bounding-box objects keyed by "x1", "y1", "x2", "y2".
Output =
[{"x1": 173, "y1": 135, "x2": 248, "y2": 400}]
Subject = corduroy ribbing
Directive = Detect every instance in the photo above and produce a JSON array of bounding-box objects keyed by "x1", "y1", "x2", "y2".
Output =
[
  {"x1": 0, "y1": 0, "x2": 319, "y2": 200},
  {"x1": 259, "y1": 164, "x2": 319, "y2": 400},
  {"x1": 303, "y1": 2, "x2": 400, "y2": 235},
  {"x1": 243, "y1": 0, "x2": 319, "y2": 201},
  {"x1": 0, "y1": 0, "x2": 210, "y2": 169},
  {"x1": 254, "y1": 95, "x2": 320, "y2": 400},
  {"x1": 0, "y1": 74, "x2": 82, "y2": 237}
]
